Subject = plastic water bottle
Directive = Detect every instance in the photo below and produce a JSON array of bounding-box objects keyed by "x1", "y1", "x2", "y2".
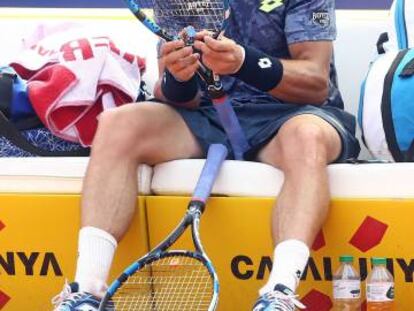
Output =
[
  {"x1": 332, "y1": 255, "x2": 361, "y2": 311},
  {"x1": 366, "y1": 257, "x2": 395, "y2": 311}
]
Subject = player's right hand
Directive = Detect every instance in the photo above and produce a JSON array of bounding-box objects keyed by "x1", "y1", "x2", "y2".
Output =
[{"x1": 159, "y1": 40, "x2": 200, "y2": 82}]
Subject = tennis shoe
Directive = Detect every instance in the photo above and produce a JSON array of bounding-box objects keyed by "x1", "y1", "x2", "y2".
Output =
[
  {"x1": 52, "y1": 281, "x2": 114, "y2": 311},
  {"x1": 252, "y1": 284, "x2": 306, "y2": 311}
]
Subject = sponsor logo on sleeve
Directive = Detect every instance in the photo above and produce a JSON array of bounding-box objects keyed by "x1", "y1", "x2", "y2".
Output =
[{"x1": 312, "y1": 11, "x2": 331, "y2": 28}]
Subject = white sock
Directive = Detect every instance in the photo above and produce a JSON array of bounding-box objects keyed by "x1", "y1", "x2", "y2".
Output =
[
  {"x1": 74, "y1": 226, "x2": 118, "y2": 297},
  {"x1": 259, "y1": 239, "x2": 310, "y2": 295}
]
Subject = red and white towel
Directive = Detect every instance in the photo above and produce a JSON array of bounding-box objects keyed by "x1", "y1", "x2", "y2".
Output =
[{"x1": 10, "y1": 26, "x2": 146, "y2": 146}]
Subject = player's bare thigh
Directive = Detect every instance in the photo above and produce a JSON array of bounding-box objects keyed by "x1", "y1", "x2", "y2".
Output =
[
  {"x1": 256, "y1": 114, "x2": 342, "y2": 168},
  {"x1": 92, "y1": 101, "x2": 203, "y2": 165}
]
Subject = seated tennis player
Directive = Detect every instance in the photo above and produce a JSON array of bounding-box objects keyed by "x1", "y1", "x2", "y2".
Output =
[{"x1": 52, "y1": 0, "x2": 360, "y2": 310}]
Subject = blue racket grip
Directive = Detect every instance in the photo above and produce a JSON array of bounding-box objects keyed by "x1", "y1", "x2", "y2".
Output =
[
  {"x1": 214, "y1": 100, "x2": 250, "y2": 160},
  {"x1": 192, "y1": 144, "x2": 228, "y2": 203}
]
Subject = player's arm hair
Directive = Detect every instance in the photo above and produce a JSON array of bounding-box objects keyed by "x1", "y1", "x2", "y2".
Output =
[
  {"x1": 270, "y1": 41, "x2": 332, "y2": 105},
  {"x1": 154, "y1": 44, "x2": 202, "y2": 109}
]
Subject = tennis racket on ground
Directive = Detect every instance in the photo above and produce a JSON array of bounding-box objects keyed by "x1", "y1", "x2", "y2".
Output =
[
  {"x1": 124, "y1": 0, "x2": 249, "y2": 160},
  {"x1": 98, "y1": 143, "x2": 227, "y2": 311}
]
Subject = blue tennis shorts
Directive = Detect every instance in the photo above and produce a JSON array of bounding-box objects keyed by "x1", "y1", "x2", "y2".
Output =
[{"x1": 174, "y1": 100, "x2": 361, "y2": 162}]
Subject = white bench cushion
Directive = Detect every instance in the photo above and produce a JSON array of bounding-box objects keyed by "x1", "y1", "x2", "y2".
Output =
[
  {"x1": 0, "y1": 158, "x2": 152, "y2": 194},
  {"x1": 152, "y1": 160, "x2": 414, "y2": 199}
]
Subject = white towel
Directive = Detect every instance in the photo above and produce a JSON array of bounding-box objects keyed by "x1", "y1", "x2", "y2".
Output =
[{"x1": 10, "y1": 26, "x2": 146, "y2": 146}]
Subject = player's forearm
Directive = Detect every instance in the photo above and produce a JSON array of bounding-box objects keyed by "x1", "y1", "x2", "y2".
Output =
[
  {"x1": 230, "y1": 44, "x2": 330, "y2": 105},
  {"x1": 268, "y1": 59, "x2": 329, "y2": 105}
]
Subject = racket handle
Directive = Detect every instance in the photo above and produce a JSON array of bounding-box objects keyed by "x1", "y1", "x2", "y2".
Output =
[
  {"x1": 213, "y1": 98, "x2": 250, "y2": 160},
  {"x1": 192, "y1": 144, "x2": 228, "y2": 203}
]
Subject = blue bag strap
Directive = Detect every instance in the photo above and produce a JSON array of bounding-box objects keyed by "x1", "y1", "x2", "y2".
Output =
[{"x1": 395, "y1": 0, "x2": 409, "y2": 49}]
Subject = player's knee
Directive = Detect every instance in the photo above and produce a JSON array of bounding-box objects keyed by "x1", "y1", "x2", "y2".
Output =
[
  {"x1": 93, "y1": 107, "x2": 146, "y2": 157},
  {"x1": 97, "y1": 108, "x2": 123, "y2": 131},
  {"x1": 279, "y1": 123, "x2": 328, "y2": 168}
]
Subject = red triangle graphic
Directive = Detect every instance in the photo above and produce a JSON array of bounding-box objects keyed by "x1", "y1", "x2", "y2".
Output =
[{"x1": 0, "y1": 290, "x2": 10, "y2": 309}]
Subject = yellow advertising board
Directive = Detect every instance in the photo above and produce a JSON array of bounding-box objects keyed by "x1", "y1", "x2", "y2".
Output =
[
  {"x1": 0, "y1": 195, "x2": 148, "y2": 311},
  {"x1": 1, "y1": 194, "x2": 414, "y2": 310},
  {"x1": 146, "y1": 196, "x2": 414, "y2": 311}
]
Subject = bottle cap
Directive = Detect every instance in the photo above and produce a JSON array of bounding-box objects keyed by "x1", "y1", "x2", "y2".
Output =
[
  {"x1": 339, "y1": 255, "x2": 354, "y2": 263},
  {"x1": 372, "y1": 257, "x2": 387, "y2": 265}
]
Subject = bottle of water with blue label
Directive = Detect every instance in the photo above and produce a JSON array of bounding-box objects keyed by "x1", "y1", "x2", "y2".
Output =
[
  {"x1": 367, "y1": 257, "x2": 395, "y2": 311},
  {"x1": 333, "y1": 255, "x2": 361, "y2": 310}
]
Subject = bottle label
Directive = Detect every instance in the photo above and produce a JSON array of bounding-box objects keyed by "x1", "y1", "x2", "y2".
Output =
[
  {"x1": 333, "y1": 280, "x2": 361, "y2": 299},
  {"x1": 367, "y1": 282, "x2": 395, "y2": 302}
]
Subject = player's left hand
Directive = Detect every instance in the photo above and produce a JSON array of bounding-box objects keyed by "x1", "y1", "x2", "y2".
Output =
[{"x1": 193, "y1": 33, "x2": 244, "y2": 75}]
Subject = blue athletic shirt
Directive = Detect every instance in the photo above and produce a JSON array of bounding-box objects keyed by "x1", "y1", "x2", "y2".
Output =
[{"x1": 220, "y1": 0, "x2": 344, "y2": 109}]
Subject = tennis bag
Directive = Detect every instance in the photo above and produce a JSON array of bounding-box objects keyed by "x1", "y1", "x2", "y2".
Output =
[
  {"x1": 359, "y1": 0, "x2": 414, "y2": 162},
  {"x1": 0, "y1": 67, "x2": 89, "y2": 157},
  {"x1": 359, "y1": 48, "x2": 414, "y2": 162},
  {"x1": 386, "y1": 0, "x2": 414, "y2": 51}
]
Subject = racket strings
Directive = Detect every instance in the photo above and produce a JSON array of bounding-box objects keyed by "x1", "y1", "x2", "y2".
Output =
[
  {"x1": 145, "y1": 0, "x2": 226, "y2": 34},
  {"x1": 112, "y1": 255, "x2": 214, "y2": 310}
]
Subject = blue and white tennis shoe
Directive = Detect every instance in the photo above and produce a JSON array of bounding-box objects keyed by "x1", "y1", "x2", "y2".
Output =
[
  {"x1": 52, "y1": 281, "x2": 113, "y2": 311},
  {"x1": 252, "y1": 284, "x2": 306, "y2": 311}
]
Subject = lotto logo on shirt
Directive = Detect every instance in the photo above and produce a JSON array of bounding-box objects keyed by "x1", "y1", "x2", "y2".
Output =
[{"x1": 259, "y1": 0, "x2": 284, "y2": 13}]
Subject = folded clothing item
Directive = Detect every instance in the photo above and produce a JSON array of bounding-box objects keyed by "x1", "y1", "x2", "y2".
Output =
[
  {"x1": 10, "y1": 26, "x2": 146, "y2": 147},
  {"x1": 0, "y1": 66, "x2": 89, "y2": 157}
]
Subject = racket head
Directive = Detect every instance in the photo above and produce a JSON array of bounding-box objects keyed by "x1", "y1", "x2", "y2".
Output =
[
  {"x1": 134, "y1": 0, "x2": 230, "y2": 37},
  {"x1": 101, "y1": 251, "x2": 219, "y2": 311}
]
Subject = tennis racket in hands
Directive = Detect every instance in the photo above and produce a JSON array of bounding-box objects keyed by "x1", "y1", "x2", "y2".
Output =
[
  {"x1": 98, "y1": 144, "x2": 227, "y2": 311},
  {"x1": 124, "y1": 0, "x2": 249, "y2": 160}
]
